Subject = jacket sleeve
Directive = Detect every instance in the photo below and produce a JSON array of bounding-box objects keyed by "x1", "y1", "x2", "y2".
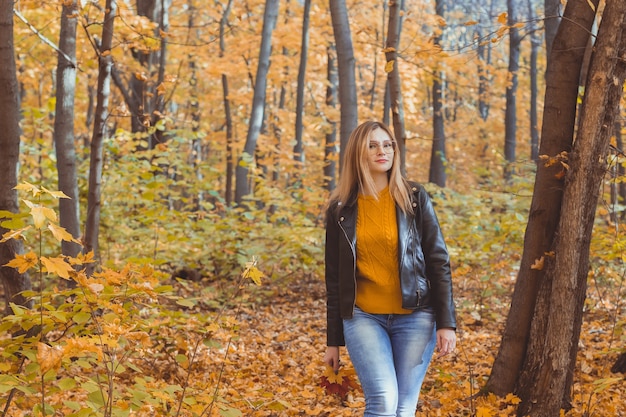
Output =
[
  {"x1": 325, "y1": 206, "x2": 345, "y2": 346},
  {"x1": 417, "y1": 186, "x2": 457, "y2": 330}
]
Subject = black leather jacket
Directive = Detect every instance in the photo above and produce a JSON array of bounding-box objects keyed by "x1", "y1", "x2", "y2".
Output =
[{"x1": 325, "y1": 182, "x2": 457, "y2": 346}]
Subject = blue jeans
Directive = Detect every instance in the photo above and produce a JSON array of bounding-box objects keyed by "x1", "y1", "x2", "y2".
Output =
[{"x1": 343, "y1": 306, "x2": 436, "y2": 417}]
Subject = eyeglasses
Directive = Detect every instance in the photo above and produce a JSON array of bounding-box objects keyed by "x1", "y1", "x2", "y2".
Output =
[{"x1": 368, "y1": 141, "x2": 396, "y2": 154}]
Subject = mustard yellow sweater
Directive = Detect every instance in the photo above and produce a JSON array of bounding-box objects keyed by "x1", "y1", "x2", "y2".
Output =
[{"x1": 355, "y1": 188, "x2": 412, "y2": 314}]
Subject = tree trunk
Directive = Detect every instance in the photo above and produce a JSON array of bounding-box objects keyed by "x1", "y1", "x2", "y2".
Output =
[
  {"x1": 329, "y1": 0, "x2": 357, "y2": 171},
  {"x1": 219, "y1": 0, "x2": 234, "y2": 206},
  {"x1": 544, "y1": 0, "x2": 562, "y2": 60},
  {"x1": 324, "y1": 44, "x2": 338, "y2": 192},
  {"x1": 528, "y1": 0, "x2": 540, "y2": 162},
  {"x1": 428, "y1": 0, "x2": 446, "y2": 187},
  {"x1": 234, "y1": 0, "x2": 279, "y2": 204},
  {"x1": 517, "y1": 2, "x2": 626, "y2": 414},
  {"x1": 84, "y1": 0, "x2": 117, "y2": 272},
  {"x1": 54, "y1": 0, "x2": 82, "y2": 259},
  {"x1": 293, "y1": 0, "x2": 311, "y2": 165},
  {"x1": 485, "y1": 0, "x2": 600, "y2": 396},
  {"x1": 385, "y1": 0, "x2": 407, "y2": 175},
  {"x1": 504, "y1": 0, "x2": 521, "y2": 180},
  {"x1": 0, "y1": 0, "x2": 32, "y2": 314}
]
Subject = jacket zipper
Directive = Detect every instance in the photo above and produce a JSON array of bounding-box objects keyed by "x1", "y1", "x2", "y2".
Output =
[{"x1": 338, "y1": 217, "x2": 357, "y2": 316}]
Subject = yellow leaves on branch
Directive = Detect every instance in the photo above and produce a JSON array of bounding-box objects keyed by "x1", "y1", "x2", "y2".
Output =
[{"x1": 242, "y1": 257, "x2": 264, "y2": 286}]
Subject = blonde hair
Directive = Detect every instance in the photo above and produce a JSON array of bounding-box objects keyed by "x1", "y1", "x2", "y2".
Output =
[{"x1": 329, "y1": 121, "x2": 413, "y2": 215}]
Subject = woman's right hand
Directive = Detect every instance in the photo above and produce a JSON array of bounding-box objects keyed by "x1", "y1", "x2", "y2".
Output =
[{"x1": 324, "y1": 346, "x2": 340, "y2": 373}]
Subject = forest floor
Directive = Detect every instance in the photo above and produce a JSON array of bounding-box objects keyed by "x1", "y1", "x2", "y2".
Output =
[
  {"x1": 204, "y1": 271, "x2": 625, "y2": 417},
  {"x1": 1, "y1": 266, "x2": 624, "y2": 416}
]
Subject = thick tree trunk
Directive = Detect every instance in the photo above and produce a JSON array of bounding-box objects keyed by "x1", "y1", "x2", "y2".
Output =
[
  {"x1": 485, "y1": 0, "x2": 600, "y2": 396},
  {"x1": 517, "y1": 2, "x2": 626, "y2": 414},
  {"x1": 293, "y1": 0, "x2": 311, "y2": 165},
  {"x1": 84, "y1": 0, "x2": 117, "y2": 272},
  {"x1": 504, "y1": 0, "x2": 521, "y2": 180},
  {"x1": 385, "y1": 0, "x2": 407, "y2": 175},
  {"x1": 324, "y1": 44, "x2": 338, "y2": 192},
  {"x1": 54, "y1": 0, "x2": 82, "y2": 258},
  {"x1": 428, "y1": 0, "x2": 446, "y2": 187},
  {"x1": 329, "y1": 0, "x2": 357, "y2": 171},
  {"x1": 234, "y1": 0, "x2": 279, "y2": 204},
  {"x1": 0, "y1": 0, "x2": 32, "y2": 314}
]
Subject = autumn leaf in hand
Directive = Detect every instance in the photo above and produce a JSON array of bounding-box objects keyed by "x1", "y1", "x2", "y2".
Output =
[{"x1": 319, "y1": 365, "x2": 357, "y2": 401}]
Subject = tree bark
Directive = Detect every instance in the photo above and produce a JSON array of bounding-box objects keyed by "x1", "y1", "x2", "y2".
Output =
[
  {"x1": 517, "y1": 2, "x2": 626, "y2": 414},
  {"x1": 385, "y1": 0, "x2": 407, "y2": 175},
  {"x1": 504, "y1": 0, "x2": 521, "y2": 180},
  {"x1": 429, "y1": 0, "x2": 446, "y2": 187},
  {"x1": 54, "y1": 0, "x2": 82, "y2": 259},
  {"x1": 485, "y1": 0, "x2": 600, "y2": 396},
  {"x1": 329, "y1": 0, "x2": 358, "y2": 172},
  {"x1": 218, "y1": 0, "x2": 234, "y2": 205},
  {"x1": 528, "y1": 0, "x2": 540, "y2": 161},
  {"x1": 544, "y1": 0, "x2": 562, "y2": 60},
  {"x1": 293, "y1": 0, "x2": 311, "y2": 165},
  {"x1": 324, "y1": 44, "x2": 338, "y2": 192},
  {"x1": 0, "y1": 0, "x2": 32, "y2": 314},
  {"x1": 234, "y1": 0, "x2": 279, "y2": 204},
  {"x1": 84, "y1": 0, "x2": 117, "y2": 272}
]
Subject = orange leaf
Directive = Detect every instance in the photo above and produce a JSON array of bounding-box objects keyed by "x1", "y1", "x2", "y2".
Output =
[
  {"x1": 4, "y1": 251, "x2": 38, "y2": 273},
  {"x1": 530, "y1": 256, "x2": 544, "y2": 270},
  {"x1": 37, "y1": 342, "x2": 63, "y2": 374},
  {"x1": 41, "y1": 256, "x2": 74, "y2": 279}
]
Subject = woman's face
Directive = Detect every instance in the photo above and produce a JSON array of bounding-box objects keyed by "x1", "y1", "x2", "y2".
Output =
[{"x1": 365, "y1": 128, "x2": 395, "y2": 176}]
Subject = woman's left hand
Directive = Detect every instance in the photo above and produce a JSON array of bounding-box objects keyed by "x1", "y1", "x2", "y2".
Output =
[{"x1": 436, "y1": 328, "x2": 456, "y2": 358}]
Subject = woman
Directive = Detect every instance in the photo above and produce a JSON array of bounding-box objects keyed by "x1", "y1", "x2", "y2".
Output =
[{"x1": 323, "y1": 121, "x2": 456, "y2": 416}]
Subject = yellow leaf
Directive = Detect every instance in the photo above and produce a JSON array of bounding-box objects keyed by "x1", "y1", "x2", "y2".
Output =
[
  {"x1": 381, "y1": 47, "x2": 395, "y2": 53},
  {"x1": 14, "y1": 182, "x2": 41, "y2": 197},
  {"x1": 4, "y1": 251, "x2": 38, "y2": 273},
  {"x1": 0, "y1": 226, "x2": 31, "y2": 243},
  {"x1": 586, "y1": 0, "x2": 596, "y2": 12},
  {"x1": 530, "y1": 256, "x2": 544, "y2": 270},
  {"x1": 41, "y1": 187, "x2": 70, "y2": 199},
  {"x1": 385, "y1": 60, "x2": 395, "y2": 73},
  {"x1": 23, "y1": 201, "x2": 57, "y2": 229},
  {"x1": 476, "y1": 406, "x2": 494, "y2": 417},
  {"x1": 243, "y1": 258, "x2": 264, "y2": 285},
  {"x1": 37, "y1": 342, "x2": 63, "y2": 374},
  {"x1": 48, "y1": 223, "x2": 80, "y2": 244},
  {"x1": 41, "y1": 256, "x2": 74, "y2": 279},
  {"x1": 497, "y1": 12, "x2": 508, "y2": 25},
  {"x1": 464, "y1": 20, "x2": 478, "y2": 26},
  {"x1": 504, "y1": 392, "x2": 521, "y2": 405}
]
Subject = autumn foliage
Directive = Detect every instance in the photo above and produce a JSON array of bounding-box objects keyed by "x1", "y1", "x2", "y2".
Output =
[
  {"x1": 1, "y1": 181, "x2": 624, "y2": 416},
  {"x1": 1, "y1": 0, "x2": 625, "y2": 415}
]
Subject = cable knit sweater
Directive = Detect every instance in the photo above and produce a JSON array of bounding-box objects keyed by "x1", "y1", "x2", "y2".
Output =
[{"x1": 355, "y1": 188, "x2": 412, "y2": 314}]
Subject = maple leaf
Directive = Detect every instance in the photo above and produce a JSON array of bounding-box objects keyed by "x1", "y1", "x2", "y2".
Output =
[
  {"x1": 385, "y1": 60, "x2": 395, "y2": 73},
  {"x1": 0, "y1": 226, "x2": 32, "y2": 243},
  {"x1": 41, "y1": 256, "x2": 74, "y2": 279},
  {"x1": 4, "y1": 251, "x2": 38, "y2": 273},
  {"x1": 319, "y1": 366, "x2": 357, "y2": 401},
  {"x1": 37, "y1": 342, "x2": 63, "y2": 374},
  {"x1": 23, "y1": 200, "x2": 57, "y2": 229},
  {"x1": 242, "y1": 258, "x2": 264, "y2": 285},
  {"x1": 14, "y1": 182, "x2": 41, "y2": 197},
  {"x1": 48, "y1": 223, "x2": 80, "y2": 243}
]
